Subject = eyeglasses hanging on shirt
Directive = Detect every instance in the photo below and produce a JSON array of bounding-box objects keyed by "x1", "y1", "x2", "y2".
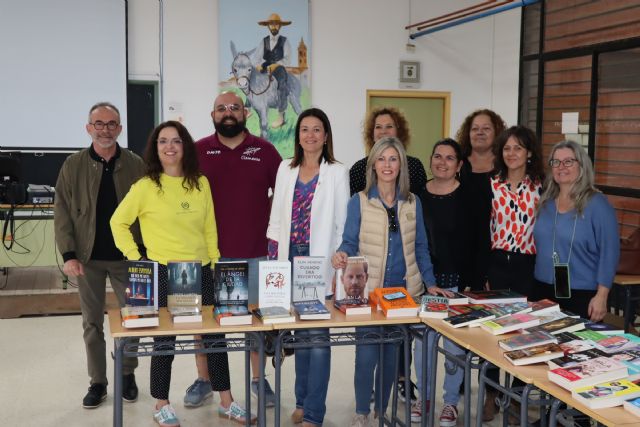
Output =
[{"x1": 385, "y1": 206, "x2": 398, "y2": 233}]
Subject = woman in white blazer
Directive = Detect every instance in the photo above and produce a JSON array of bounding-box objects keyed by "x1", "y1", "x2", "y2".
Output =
[{"x1": 266, "y1": 108, "x2": 349, "y2": 426}]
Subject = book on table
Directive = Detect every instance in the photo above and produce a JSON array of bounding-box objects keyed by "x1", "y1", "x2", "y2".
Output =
[
  {"x1": 594, "y1": 333, "x2": 640, "y2": 354},
  {"x1": 418, "y1": 295, "x2": 449, "y2": 319},
  {"x1": 523, "y1": 316, "x2": 585, "y2": 335},
  {"x1": 255, "y1": 260, "x2": 293, "y2": 323},
  {"x1": 480, "y1": 312, "x2": 540, "y2": 335},
  {"x1": 292, "y1": 299, "x2": 331, "y2": 320},
  {"x1": 461, "y1": 289, "x2": 527, "y2": 304},
  {"x1": 504, "y1": 343, "x2": 565, "y2": 366},
  {"x1": 443, "y1": 309, "x2": 495, "y2": 328},
  {"x1": 583, "y1": 321, "x2": 624, "y2": 335},
  {"x1": 121, "y1": 260, "x2": 159, "y2": 328},
  {"x1": 608, "y1": 349, "x2": 640, "y2": 380},
  {"x1": 547, "y1": 348, "x2": 609, "y2": 370},
  {"x1": 572, "y1": 379, "x2": 640, "y2": 409},
  {"x1": 487, "y1": 302, "x2": 532, "y2": 317},
  {"x1": 623, "y1": 396, "x2": 640, "y2": 417},
  {"x1": 527, "y1": 299, "x2": 561, "y2": 316},
  {"x1": 371, "y1": 287, "x2": 418, "y2": 318},
  {"x1": 438, "y1": 291, "x2": 469, "y2": 306},
  {"x1": 212, "y1": 261, "x2": 252, "y2": 326},
  {"x1": 334, "y1": 256, "x2": 371, "y2": 316},
  {"x1": 253, "y1": 306, "x2": 296, "y2": 324},
  {"x1": 292, "y1": 256, "x2": 328, "y2": 302},
  {"x1": 167, "y1": 260, "x2": 203, "y2": 323},
  {"x1": 447, "y1": 303, "x2": 493, "y2": 316},
  {"x1": 547, "y1": 356, "x2": 628, "y2": 390},
  {"x1": 557, "y1": 338, "x2": 597, "y2": 355},
  {"x1": 498, "y1": 330, "x2": 558, "y2": 351}
]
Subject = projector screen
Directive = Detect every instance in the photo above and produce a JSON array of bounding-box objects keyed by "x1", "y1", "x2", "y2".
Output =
[{"x1": 0, "y1": 0, "x2": 127, "y2": 150}]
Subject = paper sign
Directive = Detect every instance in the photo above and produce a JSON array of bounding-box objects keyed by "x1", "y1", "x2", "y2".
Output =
[{"x1": 561, "y1": 112, "x2": 579, "y2": 134}]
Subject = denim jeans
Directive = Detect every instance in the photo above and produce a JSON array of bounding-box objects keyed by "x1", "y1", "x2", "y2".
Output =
[
  {"x1": 414, "y1": 288, "x2": 465, "y2": 405},
  {"x1": 354, "y1": 327, "x2": 398, "y2": 415},
  {"x1": 290, "y1": 243, "x2": 331, "y2": 425}
]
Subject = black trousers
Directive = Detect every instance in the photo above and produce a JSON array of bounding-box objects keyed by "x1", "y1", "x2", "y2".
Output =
[
  {"x1": 150, "y1": 264, "x2": 231, "y2": 399},
  {"x1": 485, "y1": 250, "x2": 536, "y2": 393},
  {"x1": 532, "y1": 280, "x2": 596, "y2": 319}
]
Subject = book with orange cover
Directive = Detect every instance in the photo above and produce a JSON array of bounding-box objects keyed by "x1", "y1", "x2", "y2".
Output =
[{"x1": 371, "y1": 287, "x2": 418, "y2": 318}]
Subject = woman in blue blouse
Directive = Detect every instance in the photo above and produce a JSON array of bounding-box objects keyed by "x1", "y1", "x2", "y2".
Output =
[
  {"x1": 533, "y1": 140, "x2": 619, "y2": 321},
  {"x1": 332, "y1": 137, "x2": 450, "y2": 427}
]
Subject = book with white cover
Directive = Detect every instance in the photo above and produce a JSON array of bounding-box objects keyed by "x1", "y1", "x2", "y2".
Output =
[
  {"x1": 258, "y1": 260, "x2": 292, "y2": 310},
  {"x1": 547, "y1": 357, "x2": 628, "y2": 390},
  {"x1": 292, "y1": 256, "x2": 328, "y2": 302}
]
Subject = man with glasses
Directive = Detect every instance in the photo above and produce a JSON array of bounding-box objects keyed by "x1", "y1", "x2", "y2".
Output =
[
  {"x1": 55, "y1": 102, "x2": 145, "y2": 409},
  {"x1": 184, "y1": 91, "x2": 281, "y2": 408}
]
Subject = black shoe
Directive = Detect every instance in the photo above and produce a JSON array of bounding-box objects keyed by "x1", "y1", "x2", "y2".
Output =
[
  {"x1": 122, "y1": 374, "x2": 138, "y2": 403},
  {"x1": 82, "y1": 383, "x2": 107, "y2": 409},
  {"x1": 398, "y1": 380, "x2": 417, "y2": 404}
]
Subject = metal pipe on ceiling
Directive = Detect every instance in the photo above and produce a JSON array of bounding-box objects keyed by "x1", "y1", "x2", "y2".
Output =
[
  {"x1": 417, "y1": 0, "x2": 514, "y2": 31},
  {"x1": 409, "y1": 0, "x2": 540, "y2": 39},
  {"x1": 405, "y1": 0, "x2": 498, "y2": 30}
]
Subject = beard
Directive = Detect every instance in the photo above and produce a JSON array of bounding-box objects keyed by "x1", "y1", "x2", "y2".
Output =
[{"x1": 214, "y1": 117, "x2": 246, "y2": 138}]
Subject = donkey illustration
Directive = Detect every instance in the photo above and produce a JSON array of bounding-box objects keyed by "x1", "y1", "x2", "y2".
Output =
[{"x1": 230, "y1": 41, "x2": 302, "y2": 138}]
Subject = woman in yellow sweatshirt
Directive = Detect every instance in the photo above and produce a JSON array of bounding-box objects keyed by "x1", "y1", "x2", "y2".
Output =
[{"x1": 111, "y1": 121, "x2": 254, "y2": 426}]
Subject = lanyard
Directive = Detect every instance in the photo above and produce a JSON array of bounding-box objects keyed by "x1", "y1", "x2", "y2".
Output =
[{"x1": 551, "y1": 202, "x2": 578, "y2": 265}]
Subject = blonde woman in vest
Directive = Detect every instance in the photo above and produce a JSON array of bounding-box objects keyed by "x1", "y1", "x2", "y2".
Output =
[
  {"x1": 267, "y1": 108, "x2": 349, "y2": 426},
  {"x1": 332, "y1": 137, "x2": 451, "y2": 427}
]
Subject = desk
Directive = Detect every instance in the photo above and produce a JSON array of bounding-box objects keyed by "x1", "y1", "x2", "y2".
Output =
[
  {"x1": 0, "y1": 204, "x2": 59, "y2": 268},
  {"x1": 612, "y1": 274, "x2": 640, "y2": 333},
  {"x1": 422, "y1": 318, "x2": 553, "y2": 427},
  {"x1": 421, "y1": 317, "x2": 640, "y2": 427},
  {"x1": 108, "y1": 307, "x2": 271, "y2": 427},
  {"x1": 271, "y1": 305, "x2": 420, "y2": 427}
]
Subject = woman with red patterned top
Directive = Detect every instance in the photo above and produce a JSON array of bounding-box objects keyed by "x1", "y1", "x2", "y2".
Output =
[
  {"x1": 487, "y1": 125, "x2": 544, "y2": 296},
  {"x1": 482, "y1": 125, "x2": 544, "y2": 422}
]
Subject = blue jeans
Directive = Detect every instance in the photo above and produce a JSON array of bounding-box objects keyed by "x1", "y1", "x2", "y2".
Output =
[
  {"x1": 354, "y1": 327, "x2": 398, "y2": 415},
  {"x1": 414, "y1": 288, "x2": 464, "y2": 405},
  {"x1": 219, "y1": 256, "x2": 266, "y2": 305},
  {"x1": 290, "y1": 243, "x2": 331, "y2": 425}
]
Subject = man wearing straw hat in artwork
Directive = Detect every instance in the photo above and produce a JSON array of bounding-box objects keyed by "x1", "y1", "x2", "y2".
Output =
[{"x1": 253, "y1": 12, "x2": 292, "y2": 128}]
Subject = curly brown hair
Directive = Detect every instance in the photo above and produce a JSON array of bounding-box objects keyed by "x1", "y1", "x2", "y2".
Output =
[
  {"x1": 362, "y1": 106, "x2": 410, "y2": 154},
  {"x1": 455, "y1": 109, "x2": 506, "y2": 158},
  {"x1": 143, "y1": 121, "x2": 201, "y2": 192}
]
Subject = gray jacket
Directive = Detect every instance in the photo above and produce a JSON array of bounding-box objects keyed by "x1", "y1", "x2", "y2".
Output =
[{"x1": 54, "y1": 145, "x2": 145, "y2": 263}]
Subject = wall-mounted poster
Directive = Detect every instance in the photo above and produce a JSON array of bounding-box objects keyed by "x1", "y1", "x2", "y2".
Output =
[{"x1": 218, "y1": 0, "x2": 311, "y2": 158}]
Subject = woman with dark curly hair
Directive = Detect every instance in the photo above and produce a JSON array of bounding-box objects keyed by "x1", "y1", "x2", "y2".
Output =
[
  {"x1": 454, "y1": 109, "x2": 507, "y2": 420},
  {"x1": 349, "y1": 106, "x2": 426, "y2": 196},
  {"x1": 111, "y1": 121, "x2": 255, "y2": 426},
  {"x1": 488, "y1": 125, "x2": 544, "y2": 296}
]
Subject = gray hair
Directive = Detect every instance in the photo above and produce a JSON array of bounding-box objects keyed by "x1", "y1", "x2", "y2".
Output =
[
  {"x1": 539, "y1": 140, "x2": 599, "y2": 215},
  {"x1": 88, "y1": 102, "x2": 120, "y2": 121},
  {"x1": 364, "y1": 137, "x2": 412, "y2": 201}
]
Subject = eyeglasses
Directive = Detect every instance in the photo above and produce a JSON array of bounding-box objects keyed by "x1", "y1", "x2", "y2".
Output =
[
  {"x1": 385, "y1": 207, "x2": 398, "y2": 233},
  {"x1": 90, "y1": 121, "x2": 119, "y2": 130},
  {"x1": 549, "y1": 158, "x2": 578, "y2": 168},
  {"x1": 214, "y1": 104, "x2": 242, "y2": 113}
]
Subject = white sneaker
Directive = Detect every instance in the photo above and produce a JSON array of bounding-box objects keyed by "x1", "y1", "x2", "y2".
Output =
[{"x1": 350, "y1": 413, "x2": 371, "y2": 427}]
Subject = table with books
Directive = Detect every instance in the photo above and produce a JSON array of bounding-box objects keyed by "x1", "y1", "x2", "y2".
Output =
[
  {"x1": 108, "y1": 307, "x2": 272, "y2": 427},
  {"x1": 417, "y1": 289, "x2": 640, "y2": 427},
  {"x1": 270, "y1": 295, "x2": 422, "y2": 427}
]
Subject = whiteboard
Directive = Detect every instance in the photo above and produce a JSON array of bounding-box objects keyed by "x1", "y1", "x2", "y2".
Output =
[{"x1": 0, "y1": 0, "x2": 127, "y2": 149}]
